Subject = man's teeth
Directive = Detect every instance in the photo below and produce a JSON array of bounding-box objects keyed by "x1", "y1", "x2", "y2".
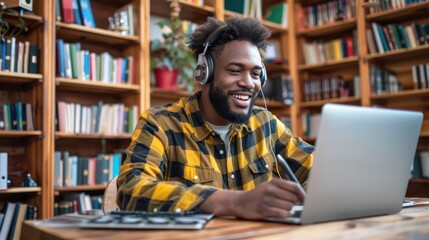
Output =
[{"x1": 233, "y1": 95, "x2": 250, "y2": 100}]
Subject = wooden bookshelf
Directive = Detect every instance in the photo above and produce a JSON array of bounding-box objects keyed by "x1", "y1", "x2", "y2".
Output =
[{"x1": 2, "y1": 0, "x2": 428, "y2": 220}]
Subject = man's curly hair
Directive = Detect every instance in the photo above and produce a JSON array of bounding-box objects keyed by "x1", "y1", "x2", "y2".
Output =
[{"x1": 188, "y1": 16, "x2": 271, "y2": 60}]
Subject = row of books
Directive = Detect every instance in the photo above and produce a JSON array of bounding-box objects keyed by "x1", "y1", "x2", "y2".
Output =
[
  {"x1": 56, "y1": 40, "x2": 135, "y2": 84},
  {"x1": 0, "y1": 38, "x2": 38, "y2": 74},
  {"x1": 54, "y1": 152, "x2": 122, "y2": 187},
  {"x1": 302, "y1": 112, "x2": 321, "y2": 139},
  {"x1": 0, "y1": 103, "x2": 35, "y2": 131},
  {"x1": 260, "y1": 74, "x2": 294, "y2": 105},
  {"x1": 412, "y1": 63, "x2": 429, "y2": 89},
  {"x1": 56, "y1": 0, "x2": 95, "y2": 27},
  {"x1": 55, "y1": 193, "x2": 102, "y2": 216},
  {"x1": 370, "y1": 65, "x2": 402, "y2": 95},
  {"x1": 55, "y1": 101, "x2": 138, "y2": 135},
  {"x1": 224, "y1": 1, "x2": 288, "y2": 28},
  {"x1": 302, "y1": 75, "x2": 360, "y2": 102},
  {"x1": 0, "y1": 202, "x2": 37, "y2": 240},
  {"x1": 367, "y1": 22, "x2": 429, "y2": 54},
  {"x1": 369, "y1": 0, "x2": 428, "y2": 13},
  {"x1": 298, "y1": 0, "x2": 356, "y2": 30},
  {"x1": 302, "y1": 31, "x2": 357, "y2": 65},
  {"x1": 108, "y1": 3, "x2": 137, "y2": 36}
]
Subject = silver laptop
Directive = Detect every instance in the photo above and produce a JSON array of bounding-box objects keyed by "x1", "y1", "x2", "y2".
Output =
[{"x1": 268, "y1": 103, "x2": 423, "y2": 224}]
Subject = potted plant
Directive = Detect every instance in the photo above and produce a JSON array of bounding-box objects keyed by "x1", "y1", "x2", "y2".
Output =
[{"x1": 150, "y1": 0, "x2": 195, "y2": 91}]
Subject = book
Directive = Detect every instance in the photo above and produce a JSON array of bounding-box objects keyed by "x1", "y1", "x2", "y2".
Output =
[
  {"x1": 71, "y1": 0, "x2": 82, "y2": 25},
  {"x1": 78, "y1": 0, "x2": 96, "y2": 27},
  {"x1": 0, "y1": 202, "x2": 16, "y2": 240},
  {"x1": 8, "y1": 202, "x2": 27, "y2": 240},
  {"x1": 224, "y1": 0, "x2": 249, "y2": 15},
  {"x1": 28, "y1": 44, "x2": 39, "y2": 74},
  {"x1": 264, "y1": 2, "x2": 288, "y2": 28},
  {"x1": 61, "y1": 0, "x2": 74, "y2": 23}
]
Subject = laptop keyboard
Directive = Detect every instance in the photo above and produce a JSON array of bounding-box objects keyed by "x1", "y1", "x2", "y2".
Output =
[{"x1": 79, "y1": 211, "x2": 214, "y2": 230}]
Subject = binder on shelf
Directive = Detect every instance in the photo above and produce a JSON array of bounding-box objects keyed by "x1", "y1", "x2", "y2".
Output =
[{"x1": 0, "y1": 153, "x2": 7, "y2": 190}]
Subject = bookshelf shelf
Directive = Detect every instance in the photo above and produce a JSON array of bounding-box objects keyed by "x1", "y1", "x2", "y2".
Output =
[
  {"x1": 55, "y1": 184, "x2": 107, "y2": 192},
  {"x1": 151, "y1": 0, "x2": 215, "y2": 23},
  {"x1": 298, "y1": 18, "x2": 357, "y2": 38},
  {"x1": 366, "y1": 45, "x2": 429, "y2": 62},
  {"x1": 370, "y1": 89, "x2": 429, "y2": 101},
  {"x1": 0, "y1": 130, "x2": 42, "y2": 137},
  {"x1": 366, "y1": 1, "x2": 429, "y2": 22},
  {"x1": 298, "y1": 57, "x2": 359, "y2": 71},
  {"x1": 56, "y1": 78, "x2": 140, "y2": 94},
  {"x1": 55, "y1": 132, "x2": 132, "y2": 139},
  {"x1": 0, "y1": 187, "x2": 42, "y2": 194},
  {"x1": 300, "y1": 96, "x2": 361, "y2": 108},
  {"x1": 0, "y1": 72, "x2": 43, "y2": 84},
  {"x1": 2, "y1": 12, "x2": 44, "y2": 31},
  {"x1": 56, "y1": 22, "x2": 140, "y2": 46}
]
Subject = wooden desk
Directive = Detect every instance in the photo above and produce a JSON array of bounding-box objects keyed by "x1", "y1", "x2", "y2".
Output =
[{"x1": 22, "y1": 199, "x2": 429, "y2": 240}]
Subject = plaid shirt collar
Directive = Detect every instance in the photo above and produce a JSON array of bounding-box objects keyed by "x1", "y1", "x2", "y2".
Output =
[{"x1": 186, "y1": 91, "x2": 251, "y2": 142}]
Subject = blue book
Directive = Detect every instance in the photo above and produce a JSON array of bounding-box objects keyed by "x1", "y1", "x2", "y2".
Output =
[
  {"x1": 112, "y1": 153, "x2": 121, "y2": 178},
  {"x1": 121, "y1": 57, "x2": 128, "y2": 83},
  {"x1": 71, "y1": 0, "x2": 82, "y2": 25},
  {"x1": 78, "y1": 0, "x2": 96, "y2": 28},
  {"x1": 14, "y1": 102, "x2": 23, "y2": 131},
  {"x1": 56, "y1": 39, "x2": 65, "y2": 77},
  {"x1": 84, "y1": 50, "x2": 90, "y2": 79},
  {"x1": 1, "y1": 39, "x2": 6, "y2": 71}
]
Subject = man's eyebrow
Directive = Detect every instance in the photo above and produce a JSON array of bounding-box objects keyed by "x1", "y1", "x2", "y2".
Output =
[{"x1": 226, "y1": 62, "x2": 263, "y2": 69}]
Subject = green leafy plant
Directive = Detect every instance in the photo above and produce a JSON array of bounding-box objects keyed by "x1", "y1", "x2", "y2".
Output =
[
  {"x1": 0, "y1": 10, "x2": 28, "y2": 41},
  {"x1": 150, "y1": 0, "x2": 195, "y2": 92}
]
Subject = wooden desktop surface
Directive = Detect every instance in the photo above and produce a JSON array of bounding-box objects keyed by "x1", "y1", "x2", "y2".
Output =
[{"x1": 21, "y1": 198, "x2": 429, "y2": 240}]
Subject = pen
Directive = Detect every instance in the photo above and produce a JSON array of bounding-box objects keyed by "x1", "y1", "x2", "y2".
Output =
[{"x1": 276, "y1": 154, "x2": 306, "y2": 197}]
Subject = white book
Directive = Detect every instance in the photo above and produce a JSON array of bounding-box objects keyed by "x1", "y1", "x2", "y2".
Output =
[
  {"x1": 16, "y1": 41, "x2": 24, "y2": 73},
  {"x1": 23, "y1": 41, "x2": 30, "y2": 73},
  {"x1": 75, "y1": 103, "x2": 81, "y2": 133},
  {"x1": 10, "y1": 37, "x2": 16, "y2": 72},
  {"x1": 371, "y1": 22, "x2": 384, "y2": 53},
  {"x1": 63, "y1": 43, "x2": 73, "y2": 78},
  {"x1": 0, "y1": 202, "x2": 16, "y2": 240}
]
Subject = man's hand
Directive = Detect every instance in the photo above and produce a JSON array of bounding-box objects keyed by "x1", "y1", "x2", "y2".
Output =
[{"x1": 199, "y1": 179, "x2": 305, "y2": 219}]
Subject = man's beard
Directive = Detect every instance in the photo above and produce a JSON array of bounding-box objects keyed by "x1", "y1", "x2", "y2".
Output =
[{"x1": 208, "y1": 82, "x2": 255, "y2": 124}]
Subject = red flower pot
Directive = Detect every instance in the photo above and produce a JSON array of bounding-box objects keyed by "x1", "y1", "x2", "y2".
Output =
[{"x1": 154, "y1": 67, "x2": 179, "y2": 90}]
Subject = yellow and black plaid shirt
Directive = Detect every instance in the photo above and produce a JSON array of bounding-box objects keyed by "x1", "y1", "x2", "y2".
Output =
[{"x1": 117, "y1": 91, "x2": 314, "y2": 212}]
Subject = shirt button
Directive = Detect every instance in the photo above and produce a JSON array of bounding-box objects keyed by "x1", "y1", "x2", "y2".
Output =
[
  {"x1": 154, "y1": 208, "x2": 158, "y2": 212},
  {"x1": 194, "y1": 175, "x2": 199, "y2": 180},
  {"x1": 231, "y1": 174, "x2": 235, "y2": 179},
  {"x1": 175, "y1": 208, "x2": 182, "y2": 213},
  {"x1": 211, "y1": 132, "x2": 216, "y2": 136},
  {"x1": 265, "y1": 164, "x2": 268, "y2": 169},
  {"x1": 219, "y1": 150, "x2": 224, "y2": 155}
]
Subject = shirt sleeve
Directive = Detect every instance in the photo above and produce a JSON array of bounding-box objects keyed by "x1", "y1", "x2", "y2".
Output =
[
  {"x1": 117, "y1": 110, "x2": 217, "y2": 212},
  {"x1": 273, "y1": 116, "x2": 314, "y2": 187}
]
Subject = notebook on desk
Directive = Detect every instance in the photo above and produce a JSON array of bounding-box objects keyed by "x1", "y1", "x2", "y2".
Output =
[{"x1": 267, "y1": 103, "x2": 423, "y2": 224}]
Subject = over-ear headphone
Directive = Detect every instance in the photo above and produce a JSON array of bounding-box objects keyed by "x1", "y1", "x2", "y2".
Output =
[{"x1": 194, "y1": 25, "x2": 267, "y2": 87}]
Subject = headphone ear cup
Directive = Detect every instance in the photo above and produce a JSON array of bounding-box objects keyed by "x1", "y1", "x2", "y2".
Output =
[
  {"x1": 260, "y1": 64, "x2": 267, "y2": 87},
  {"x1": 205, "y1": 54, "x2": 214, "y2": 84},
  {"x1": 195, "y1": 54, "x2": 209, "y2": 84}
]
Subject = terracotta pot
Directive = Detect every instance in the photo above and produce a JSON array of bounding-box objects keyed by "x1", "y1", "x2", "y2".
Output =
[{"x1": 154, "y1": 67, "x2": 179, "y2": 90}]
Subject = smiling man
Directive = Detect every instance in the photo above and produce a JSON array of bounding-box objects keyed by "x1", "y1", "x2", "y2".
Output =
[{"x1": 117, "y1": 16, "x2": 314, "y2": 219}]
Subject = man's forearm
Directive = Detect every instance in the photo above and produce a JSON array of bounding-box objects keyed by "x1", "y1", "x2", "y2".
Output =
[{"x1": 199, "y1": 190, "x2": 241, "y2": 216}]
